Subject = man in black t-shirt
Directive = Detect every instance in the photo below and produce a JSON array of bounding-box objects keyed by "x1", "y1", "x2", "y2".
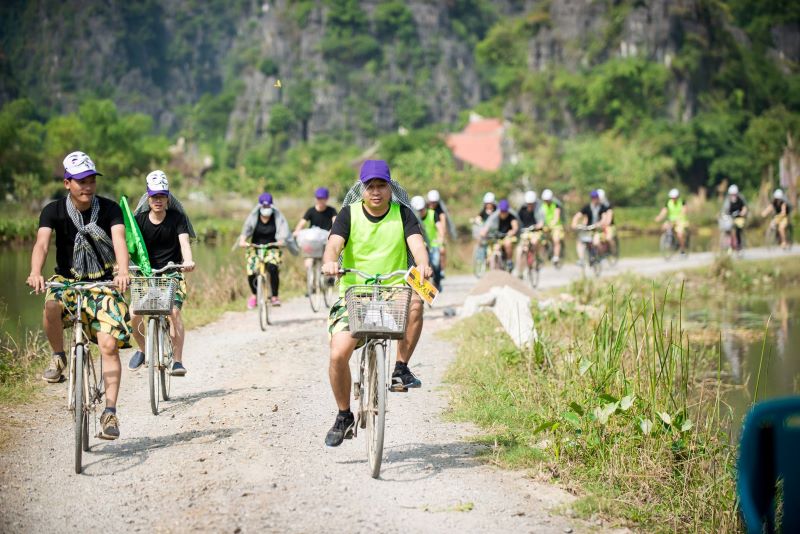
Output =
[
  {"x1": 722, "y1": 184, "x2": 748, "y2": 251},
  {"x1": 128, "y1": 171, "x2": 195, "y2": 376},
  {"x1": 294, "y1": 187, "x2": 338, "y2": 272},
  {"x1": 571, "y1": 190, "x2": 609, "y2": 265},
  {"x1": 26, "y1": 151, "x2": 130, "y2": 440}
]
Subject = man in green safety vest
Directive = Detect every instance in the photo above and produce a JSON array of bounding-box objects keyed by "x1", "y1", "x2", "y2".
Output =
[
  {"x1": 536, "y1": 189, "x2": 564, "y2": 267},
  {"x1": 655, "y1": 188, "x2": 689, "y2": 254},
  {"x1": 321, "y1": 160, "x2": 432, "y2": 448}
]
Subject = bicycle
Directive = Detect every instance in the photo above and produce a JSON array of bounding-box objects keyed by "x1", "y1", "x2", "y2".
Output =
[
  {"x1": 575, "y1": 224, "x2": 607, "y2": 277},
  {"x1": 539, "y1": 227, "x2": 562, "y2": 269},
  {"x1": 40, "y1": 280, "x2": 117, "y2": 474},
  {"x1": 340, "y1": 268, "x2": 412, "y2": 479},
  {"x1": 486, "y1": 232, "x2": 513, "y2": 272},
  {"x1": 659, "y1": 223, "x2": 691, "y2": 260},
  {"x1": 719, "y1": 214, "x2": 745, "y2": 255},
  {"x1": 518, "y1": 226, "x2": 542, "y2": 288},
  {"x1": 130, "y1": 263, "x2": 187, "y2": 415},
  {"x1": 764, "y1": 217, "x2": 793, "y2": 251},
  {"x1": 298, "y1": 227, "x2": 334, "y2": 311},
  {"x1": 248, "y1": 243, "x2": 281, "y2": 330}
]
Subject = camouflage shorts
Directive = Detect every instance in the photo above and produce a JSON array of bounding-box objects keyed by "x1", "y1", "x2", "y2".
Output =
[
  {"x1": 168, "y1": 273, "x2": 187, "y2": 310},
  {"x1": 246, "y1": 247, "x2": 282, "y2": 276},
  {"x1": 45, "y1": 275, "x2": 132, "y2": 348},
  {"x1": 327, "y1": 297, "x2": 366, "y2": 348}
]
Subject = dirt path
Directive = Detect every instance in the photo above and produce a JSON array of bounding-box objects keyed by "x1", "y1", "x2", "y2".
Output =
[{"x1": 1, "y1": 247, "x2": 796, "y2": 533}]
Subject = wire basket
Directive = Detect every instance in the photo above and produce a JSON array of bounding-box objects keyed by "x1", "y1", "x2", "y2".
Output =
[
  {"x1": 130, "y1": 277, "x2": 178, "y2": 316},
  {"x1": 345, "y1": 285, "x2": 412, "y2": 340}
]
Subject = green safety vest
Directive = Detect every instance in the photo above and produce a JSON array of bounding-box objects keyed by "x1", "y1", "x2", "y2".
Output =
[
  {"x1": 667, "y1": 199, "x2": 686, "y2": 222},
  {"x1": 423, "y1": 209, "x2": 441, "y2": 247},
  {"x1": 340, "y1": 201, "x2": 408, "y2": 297},
  {"x1": 543, "y1": 202, "x2": 560, "y2": 227}
]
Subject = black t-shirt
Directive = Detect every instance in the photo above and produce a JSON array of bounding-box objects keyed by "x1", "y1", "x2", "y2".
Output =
[
  {"x1": 39, "y1": 196, "x2": 124, "y2": 279},
  {"x1": 727, "y1": 197, "x2": 746, "y2": 216},
  {"x1": 330, "y1": 203, "x2": 421, "y2": 245},
  {"x1": 773, "y1": 199, "x2": 791, "y2": 215},
  {"x1": 135, "y1": 210, "x2": 189, "y2": 269},
  {"x1": 579, "y1": 203, "x2": 608, "y2": 225},
  {"x1": 498, "y1": 213, "x2": 515, "y2": 234},
  {"x1": 252, "y1": 216, "x2": 277, "y2": 245},
  {"x1": 303, "y1": 206, "x2": 337, "y2": 231},
  {"x1": 518, "y1": 205, "x2": 537, "y2": 227}
]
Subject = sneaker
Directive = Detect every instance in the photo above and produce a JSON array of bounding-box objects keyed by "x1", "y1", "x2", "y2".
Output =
[
  {"x1": 128, "y1": 350, "x2": 145, "y2": 371},
  {"x1": 391, "y1": 364, "x2": 422, "y2": 391},
  {"x1": 171, "y1": 361, "x2": 187, "y2": 376},
  {"x1": 271, "y1": 296, "x2": 282, "y2": 306},
  {"x1": 247, "y1": 295, "x2": 257, "y2": 309},
  {"x1": 42, "y1": 354, "x2": 67, "y2": 383},
  {"x1": 325, "y1": 411, "x2": 355, "y2": 447},
  {"x1": 99, "y1": 411, "x2": 120, "y2": 440}
]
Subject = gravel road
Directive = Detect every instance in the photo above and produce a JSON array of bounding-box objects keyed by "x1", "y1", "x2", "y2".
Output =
[{"x1": 1, "y1": 247, "x2": 796, "y2": 533}]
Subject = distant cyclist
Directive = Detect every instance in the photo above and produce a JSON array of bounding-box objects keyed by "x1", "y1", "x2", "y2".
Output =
[
  {"x1": 293, "y1": 187, "x2": 337, "y2": 273},
  {"x1": 128, "y1": 171, "x2": 195, "y2": 376},
  {"x1": 412, "y1": 195, "x2": 444, "y2": 290},
  {"x1": 537, "y1": 189, "x2": 563, "y2": 266},
  {"x1": 239, "y1": 193, "x2": 291, "y2": 308},
  {"x1": 761, "y1": 188, "x2": 792, "y2": 249},
  {"x1": 571, "y1": 190, "x2": 608, "y2": 266},
  {"x1": 26, "y1": 151, "x2": 131, "y2": 440},
  {"x1": 655, "y1": 188, "x2": 689, "y2": 254},
  {"x1": 481, "y1": 199, "x2": 519, "y2": 270},
  {"x1": 426, "y1": 189, "x2": 450, "y2": 280},
  {"x1": 515, "y1": 190, "x2": 540, "y2": 275},
  {"x1": 596, "y1": 188, "x2": 616, "y2": 256},
  {"x1": 722, "y1": 184, "x2": 748, "y2": 251},
  {"x1": 475, "y1": 192, "x2": 497, "y2": 223}
]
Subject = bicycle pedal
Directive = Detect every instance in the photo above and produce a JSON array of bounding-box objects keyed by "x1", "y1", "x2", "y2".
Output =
[{"x1": 389, "y1": 384, "x2": 409, "y2": 393}]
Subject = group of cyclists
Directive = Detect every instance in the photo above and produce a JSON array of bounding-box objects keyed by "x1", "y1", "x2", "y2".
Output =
[{"x1": 23, "y1": 149, "x2": 794, "y2": 449}]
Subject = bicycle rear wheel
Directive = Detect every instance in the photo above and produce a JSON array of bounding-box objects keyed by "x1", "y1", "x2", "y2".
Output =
[
  {"x1": 307, "y1": 265, "x2": 322, "y2": 312},
  {"x1": 365, "y1": 342, "x2": 387, "y2": 479},
  {"x1": 257, "y1": 274, "x2": 270, "y2": 331},
  {"x1": 74, "y1": 345, "x2": 85, "y2": 474},
  {"x1": 159, "y1": 320, "x2": 172, "y2": 401},
  {"x1": 147, "y1": 317, "x2": 160, "y2": 415},
  {"x1": 526, "y1": 249, "x2": 539, "y2": 288}
]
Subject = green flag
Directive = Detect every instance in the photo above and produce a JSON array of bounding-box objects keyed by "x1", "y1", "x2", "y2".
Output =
[{"x1": 120, "y1": 195, "x2": 151, "y2": 276}]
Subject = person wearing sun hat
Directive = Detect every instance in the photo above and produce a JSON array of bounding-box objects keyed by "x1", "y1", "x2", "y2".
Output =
[
  {"x1": 320, "y1": 159, "x2": 433, "y2": 447},
  {"x1": 127, "y1": 170, "x2": 195, "y2": 376},
  {"x1": 238, "y1": 192, "x2": 292, "y2": 308},
  {"x1": 26, "y1": 150, "x2": 132, "y2": 440},
  {"x1": 293, "y1": 186, "x2": 338, "y2": 272}
]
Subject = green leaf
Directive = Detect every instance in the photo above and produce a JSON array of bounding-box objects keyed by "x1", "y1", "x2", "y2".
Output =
[
  {"x1": 619, "y1": 395, "x2": 635, "y2": 411},
  {"x1": 568, "y1": 401, "x2": 585, "y2": 416},
  {"x1": 562, "y1": 411, "x2": 582, "y2": 427},
  {"x1": 599, "y1": 393, "x2": 619, "y2": 403},
  {"x1": 639, "y1": 418, "x2": 653, "y2": 435},
  {"x1": 579, "y1": 359, "x2": 594, "y2": 376},
  {"x1": 658, "y1": 411, "x2": 673, "y2": 426},
  {"x1": 533, "y1": 420, "x2": 557, "y2": 434}
]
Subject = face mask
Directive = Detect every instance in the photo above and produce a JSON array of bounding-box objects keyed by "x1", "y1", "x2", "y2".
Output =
[{"x1": 260, "y1": 207, "x2": 273, "y2": 217}]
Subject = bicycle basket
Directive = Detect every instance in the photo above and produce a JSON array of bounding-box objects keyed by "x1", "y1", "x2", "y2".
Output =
[
  {"x1": 130, "y1": 277, "x2": 178, "y2": 316},
  {"x1": 345, "y1": 285, "x2": 412, "y2": 340}
]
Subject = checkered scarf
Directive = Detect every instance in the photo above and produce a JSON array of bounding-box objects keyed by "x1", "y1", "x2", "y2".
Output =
[{"x1": 65, "y1": 195, "x2": 116, "y2": 279}]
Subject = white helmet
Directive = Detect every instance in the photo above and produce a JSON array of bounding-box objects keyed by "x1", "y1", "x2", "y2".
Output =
[
  {"x1": 669, "y1": 188, "x2": 679, "y2": 199},
  {"x1": 482, "y1": 192, "x2": 496, "y2": 205},
  {"x1": 596, "y1": 188, "x2": 607, "y2": 201},
  {"x1": 541, "y1": 189, "x2": 553, "y2": 201},
  {"x1": 427, "y1": 189, "x2": 440, "y2": 202},
  {"x1": 727, "y1": 184, "x2": 739, "y2": 195},
  {"x1": 410, "y1": 195, "x2": 426, "y2": 211},
  {"x1": 524, "y1": 190, "x2": 537, "y2": 204},
  {"x1": 774, "y1": 188, "x2": 785, "y2": 200}
]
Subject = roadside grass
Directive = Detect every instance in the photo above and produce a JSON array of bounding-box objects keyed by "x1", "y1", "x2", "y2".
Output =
[
  {"x1": 444, "y1": 280, "x2": 743, "y2": 532},
  {"x1": 0, "y1": 322, "x2": 49, "y2": 406}
]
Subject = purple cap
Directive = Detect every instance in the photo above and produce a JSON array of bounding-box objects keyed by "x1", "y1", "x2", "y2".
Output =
[
  {"x1": 258, "y1": 192, "x2": 273, "y2": 206},
  {"x1": 359, "y1": 160, "x2": 391, "y2": 183},
  {"x1": 590, "y1": 190, "x2": 599, "y2": 199},
  {"x1": 498, "y1": 199, "x2": 510, "y2": 212},
  {"x1": 63, "y1": 151, "x2": 102, "y2": 180},
  {"x1": 315, "y1": 187, "x2": 329, "y2": 199}
]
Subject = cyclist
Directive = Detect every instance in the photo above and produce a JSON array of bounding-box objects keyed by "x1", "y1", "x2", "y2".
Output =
[
  {"x1": 412, "y1": 195, "x2": 444, "y2": 290},
  {"x1": 655, "y1": 188, "x2": 688, "y2": 254},
  {"x1": 571, "y1": 190, "x2": 608, "y2": 266},
  {"x1": 321, "y1": 160, "x2": 431, "y2": 447},
  {"x1": 293, "y1": 187, "x2": 337, "y2": 273},
  {"x1": 537, "y1": 189, "x2": 563, "y2": 266},
  {"x1": 26, "y1": 151, "x2": 131, "y2": 440},
  {"x1": 481, "y1": 199, "x2": 520, "y2": 271},
  {"x1": 127, "y1": 171, "x2": 195, "y2": 376},
  {"x1": 475, "y1": 191, "x2": 497, "y2": 223},
  {"x1": 597, "y1": 188, "x2": 617, "y2": 256},
  {"x1": 514, "y1": 190, "x2": 540, "y2": 276},
  {"x1": 238, "y1": 192, "x2": 291, "y2": 308},
  {"x1": 722, "y1": 184, "x2": 748, "y2": 251},
  {"x1": 426, "y1": 189, "x2": 454, "y2": 279},
  {"x1": 761, "y1": 188, "x2": 792, "y2": 249}
]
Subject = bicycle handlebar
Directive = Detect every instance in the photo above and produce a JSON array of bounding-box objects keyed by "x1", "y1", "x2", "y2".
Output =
[
  {"x1": 575, "y1": 224, "x2": 598, "y2": 231},
  {"x1": 337, "y1": 268, "x2": 407, "y2": 282},
  {"x1": 42, "y1": 280, "x2": 117, "y2": 291},
  {"x1": 130, "y1": 262, "x2": 189, "y2": 275},
  {"x1": 247, "y1": 243, "x2": 283, "y2": 249}
]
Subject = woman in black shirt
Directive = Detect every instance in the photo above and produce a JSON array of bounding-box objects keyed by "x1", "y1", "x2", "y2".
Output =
[{"x1": 293, "y1": 187, "x2": 337, "y2": 273}]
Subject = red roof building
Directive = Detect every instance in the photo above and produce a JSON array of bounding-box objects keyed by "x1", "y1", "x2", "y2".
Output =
[{"x1": 445, "y1": 117, "x2": 505, "y2": 172}]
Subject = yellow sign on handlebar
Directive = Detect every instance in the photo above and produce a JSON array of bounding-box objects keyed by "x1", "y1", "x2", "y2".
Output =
[{"x1": 404, "y1": 266, "x2": 439, "y2": 306}]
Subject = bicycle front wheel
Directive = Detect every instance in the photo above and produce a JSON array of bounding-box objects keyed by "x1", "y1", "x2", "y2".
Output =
[
  {"x1": 365, "y1": 343, "x2": 387, "y2": 479},
  {"x1": 307, "y1": 265, "x2": 321, "y2": 312},
  {"x1": 526, "y1": 249, "x2": 539, "y2": 289},
  {"x1": 147, "y1": 317, "x2": 160, "y2": 415},
  {"x1": 660, "y1": 232, "x2": 674, "y2": 260},
  {"x1": 73, "y1": 345, "x2": 85, "y2": 474},
  {"x1": 257, "y1": 274, "x2": 269, "y2": 330},
  {"x1": 159, "y1": 320, "x2": 172, "y2": 401}
]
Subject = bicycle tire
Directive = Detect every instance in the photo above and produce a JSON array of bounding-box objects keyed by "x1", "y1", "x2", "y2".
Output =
[
  {"x1": 322, "y1": 274, "x2": 336, "y2": 308},
  {"x1": 257, "y1": 274, "x2": 269, "y2": 331},
  {"x1": 83, "y1": 349, "x2": 97, "y2": 453},
  {"x1": 473, "y1": 246, "x2": 486, "y2": 278},
  {"x1": 148, "y1": 317, "x2": 160, "y2": 415},
  {"x1": 526, "y1": 249, "x2": 539, "y2": 288},
  {"x1": 307, "y1": 266, "x2": 321, "y2": 312},
  {"x1": 660, "y1": 232, "x2": 675, "y2": 260},
  {"x1": 74, "y1": 344, "x2": 85, "y2": 474},
  {"x1": 366, "y1": 343, "x2": 387, "y2": 479},
  {"x1": 159, "y1": 320, "x2": 172, "y2": 401},
  {"x1": 593, "y1": 254, "x2": 602, "y2": 277},
  {"x1": 608, "y1": 236, "x2": 620, "y2": 266}
]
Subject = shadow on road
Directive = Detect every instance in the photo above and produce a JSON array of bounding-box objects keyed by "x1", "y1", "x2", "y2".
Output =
[{"x1": 157, "y1": 387, "x2": 245, "y2": 414}]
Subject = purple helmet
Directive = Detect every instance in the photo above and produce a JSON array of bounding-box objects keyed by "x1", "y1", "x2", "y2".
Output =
[{"x1": 498, "y1": 199, "x2": 510, "y2": 212}]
